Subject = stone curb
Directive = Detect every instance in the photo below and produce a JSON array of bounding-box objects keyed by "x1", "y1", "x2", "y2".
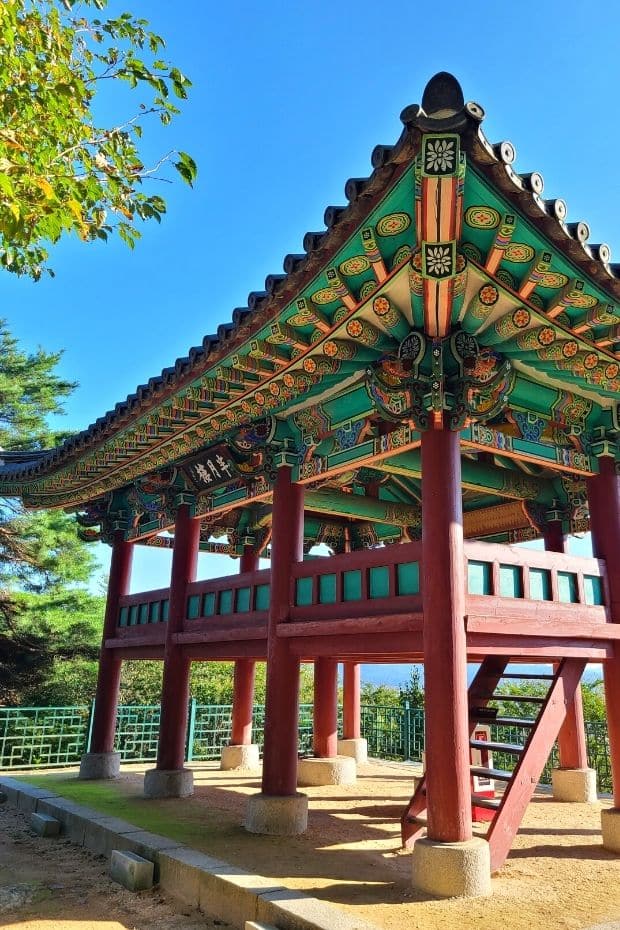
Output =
[{"x1": 0, "y1": 776, "x2": 380, "y2": 930}]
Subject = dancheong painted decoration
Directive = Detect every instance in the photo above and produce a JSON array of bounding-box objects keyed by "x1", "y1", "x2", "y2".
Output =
[{"x1": 3, "y1": 73, "x2": 620, "y2": 896}]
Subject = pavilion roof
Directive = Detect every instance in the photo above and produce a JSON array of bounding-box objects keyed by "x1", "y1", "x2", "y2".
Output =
[{"x1": 2, "y1": 72, "x2": 618, "y2": 514}]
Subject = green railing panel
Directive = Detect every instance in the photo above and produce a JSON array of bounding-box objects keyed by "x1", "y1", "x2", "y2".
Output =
[
  {"x1": 397, "y1": 561, "x2": 420, "y2": 596},
  {"x1": 584, "y1": 575, "x2": 604, "y2": 606},
  {"x1": 236, "y1": 587, "x2": 251, "y2": 612},
  {"x1": 499, "y1": 564, "x2": 522, "y2": 598},
  {"x1": 529, "y1": 568, "x2": 552, "y2": 601},
  {"x1": 219, "y1": 589, "x2": 234, "y2": 615},
  {"x1": 557, "y1": 572, "x2": 578, "y2": 604},
  {"x1": 319, "y1": 573, "x2": 337, "y2": 605},
  {"x1": 369, "y1": 565, "x2": 390, "y2": 599},
  {"x1": 467, "y1": 560, "x2": 491, "y2": 596},
  {"x1": 114, "y1": 704, "x2": 160, "y2": 761},
  {"x1": 187, "y1": 594, "x2": 201, "y2": 620},
  {"x1": 343, "y1": 570, "x2": 362, "y2": 602},
  {"x1": 255, "y1": 584, "x2": 270, "y2": 611},
  {"x1": 296, "y1": 577, "x2": 313, "y2": 607}
]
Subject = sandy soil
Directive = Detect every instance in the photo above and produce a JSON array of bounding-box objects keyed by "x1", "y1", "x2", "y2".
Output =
[
  {"x1": 15, "y1": 759, "x2": 620, "y2": 930},
  {"x1": 0, "y1": 802, "x2": 228, "y2": 930}
]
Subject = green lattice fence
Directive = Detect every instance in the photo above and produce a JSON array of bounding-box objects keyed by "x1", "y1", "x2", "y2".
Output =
[
  {"x1": 0, "y1": 702, "x2": 612, "y2": 793},
  {"x1": 114, "y1": 704, "x2": 161, "y2": 761},
  {"x1": 0, "y1": 705, "x2": 91, "y2": 769}
]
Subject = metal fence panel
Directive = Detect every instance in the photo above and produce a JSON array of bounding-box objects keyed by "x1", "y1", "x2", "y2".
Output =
[
  {"x1": 0, "y1": 705, "x2": 90, "y2": 769},
  {"x1": 0, "y1": 701, "x2": 612, "y2": 795}
]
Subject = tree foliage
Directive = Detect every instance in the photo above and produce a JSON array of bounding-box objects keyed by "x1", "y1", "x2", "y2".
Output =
[
  {"x1": 0, "y1": 589, "x2": 103, "y2": 703},
  {"x1": 0, "y1": 0, "x2": 196, "y2": 279},
  {"x1": 0, "y1": 319, "x2": 97, "y2": 590}
]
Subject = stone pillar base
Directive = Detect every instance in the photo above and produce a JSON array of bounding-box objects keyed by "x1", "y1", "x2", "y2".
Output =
[
  {"x1": 552, "y1": 767, "x2": 597, "y2": 803},
  {"x1": 337, "y1": 738, "x2": 368, "y2": 764},
  {"x1": 244, "y1": 792, "x2": 308, "y2": 835},
  {"x1": 220, "y1": 744, "x2": 260, "y2": 771},
  {"x1": 601, "y1": 808, "x2": 620, "y2": 853},
  {"x1": 412, "y1": 837, "x2": 491, "y2": 898},
  {"x1": 143, "y1": 768, "x2": 193, "y2": 799},
  {"x1": 297, "y1": 755, "x2": 356, "y2": 787},
  {"x1": 79, "y1": 752, "x2": 121, "y2": 780}
]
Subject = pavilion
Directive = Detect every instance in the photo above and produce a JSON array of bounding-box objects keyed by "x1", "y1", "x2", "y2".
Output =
[{"x1": 2, "y1": 72, "x2": 620, "y2": 898}]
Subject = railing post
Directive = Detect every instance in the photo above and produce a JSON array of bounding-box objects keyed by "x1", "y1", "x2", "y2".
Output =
[
  {"x1": 86, "y1": 700, "x2": 96, "y2": 754},
  {"x1": 186, "y1": 698, "x2": 197, "y2": 763},
  {"x1": 404, "y1": 700, "x2": 411, "y2": 761}
]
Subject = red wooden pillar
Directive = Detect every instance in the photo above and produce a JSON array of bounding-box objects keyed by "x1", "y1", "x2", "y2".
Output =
[
  {"x1": 156, "y1": 503, "x2": 201, "y2": 771},
  {"x1": 230, "y1": 547, "x2": 259, "y2": 746},
  {"x1": 90, "y1": 533, "x2": 133, "y2": 753},
  {"x1": 261, "y1": 467, "x2": 304, "y2": 796},
  {"x1": 543, "y1": 523, "x2": 589, "y2": 769},
  {"x1": 587, "y1": 455, "x2": 620, "y2": 806},
  {"x1": 343, "y1": 662, "x2": 361, "y2": 740},
  {"x1": 421, "y1": 426, "x2": 472, "y2": 843},
  {"x1": 313, "y1": 658, "x2": 338, "y2": 758}
]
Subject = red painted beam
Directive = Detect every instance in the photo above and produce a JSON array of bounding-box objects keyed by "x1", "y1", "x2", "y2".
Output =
[
  {"x1": 90, "y1": 533, "x2": 133, "y2": 754},
  {"x1": 156, "y1": 504, "x2": 201, "y2": 772},
  {"x1": 421, "y1": 427, "x2": 472, "y2": 844},
  {"x1": 588, "y1": 455, "x2": 620, "y2": 806},
  {"x1": 261, "y1": 467, "x2": 304, "y2": 796},
  {"x1": 343, "y1": 662, "x2": 361, "y2": 740},
  {"x1": 313, "y1": 658, "x2": 338, "y2": 757}
]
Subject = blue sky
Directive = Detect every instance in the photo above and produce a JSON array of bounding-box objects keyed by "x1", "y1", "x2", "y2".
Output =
[{"x1": 8, "y1": 0, "x2": 619, "y2": 592}]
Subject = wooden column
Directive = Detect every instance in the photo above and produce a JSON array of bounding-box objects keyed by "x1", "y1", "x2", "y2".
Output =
[
  {"x1": 587, "y1": 455, "x2": 620, "y2": 806},
  {"x1": 229, "y1": 547, "x2": 259, "y2": 746},
  {"x1": 90, "y1": 533, "x2": 133, "y2": 753},
  {"x1": 543, "y1": 523, "x2": 589, "y2": 769},
  {"x1": 421, "y1": 426, "x2": 472, "y2": 843},
  {"x1": 313, "y1": 658, "x2": 338, "y2": 758},
  {"x1": 156, "y1": 504, "x2": 201, "y2": 771},
  {"x1": 261, "y1": 467, "x2": 304, "y2": 796},
  {"x1": 343, "y1": 662, "x2": 361, "y2": 740}
]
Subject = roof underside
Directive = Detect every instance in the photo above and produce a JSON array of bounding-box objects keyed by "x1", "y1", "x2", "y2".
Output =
[{"x1": 2, "y1": 73, "x2": 618, "y2": 550}]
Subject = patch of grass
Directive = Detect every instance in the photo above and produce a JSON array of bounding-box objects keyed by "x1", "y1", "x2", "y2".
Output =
[{"x1": 15, "y1": 773, "x2": 227, "y2": 850}]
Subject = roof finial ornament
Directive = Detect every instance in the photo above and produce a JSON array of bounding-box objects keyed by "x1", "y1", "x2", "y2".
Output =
[{"x1": 421, "y1": 72, "x2": 464, "y2": 117}]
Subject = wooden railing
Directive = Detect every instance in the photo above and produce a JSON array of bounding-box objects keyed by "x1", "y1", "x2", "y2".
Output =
[{"x1": 115, "y1": 540, "x2": 610, "y2": 641}]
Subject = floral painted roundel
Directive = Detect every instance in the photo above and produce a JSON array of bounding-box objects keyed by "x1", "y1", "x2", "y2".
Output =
[
  {"x1": 539, "y1": 272, "x2": 569, "y2": 289},
  {"x1": 464, "y1": 206, "x2": 501, "y2": 229},
  {"x1": 339, "y1": 255, "x2": 370, "y2": 276},
  {"x1": 504, "y1": 243, "x2": 535, "y2": 263},
  {"x1": 311, "y1": 287, "x2": 339, "y2": 305},
  {"x1": 376, "y1": 212, "x2": 411, "y2": 237}
]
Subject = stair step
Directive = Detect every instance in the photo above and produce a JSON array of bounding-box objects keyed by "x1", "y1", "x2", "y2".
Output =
[
  {"x1": 471, "y1": 738, "x2": 524, "y2": 754},
  {"x1": 501, "y1": 672, "x2": 555, "y2": 680},
  {"x1": 490, "y1": 693, "x2": 546, "y2": 703},
  {"x1": 493, "y1": 717, "x2": 535, "y2": 727},
  {"x1": 470, "y1": 765, "x2": 513, "y2": 782},
  {"x1": 471, "y1": 795, "x2": 501, "y2": 811}
]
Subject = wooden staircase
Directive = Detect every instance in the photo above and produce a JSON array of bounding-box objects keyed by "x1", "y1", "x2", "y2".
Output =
[{"x1": 400, "y1": 657, "x2": 586, "y2": 871}]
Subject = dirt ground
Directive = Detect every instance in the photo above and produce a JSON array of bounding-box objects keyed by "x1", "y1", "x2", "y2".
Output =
[
  {"x1": 0, "y1": 802, "x2": 228, "y2": 930},
  {"x1": 14, "y1": 759, "x2": 620, "y2": 930}
]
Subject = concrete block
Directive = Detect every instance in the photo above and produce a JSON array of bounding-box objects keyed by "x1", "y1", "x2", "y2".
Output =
[
  {"x1": 144, "y1": 767, "x2": 194, "y2": 798},
  {"x1": 83, "y1": 816, "x2": 144, "y2": 859},
  {"x1": 79, "y1": 751, "x2": 120, "y2": 780},
  {"x1": 37, "y1": 797, "x2": 96, "y2": 845},
  {"x1": 30, "y1": 812, "x2": 61, "y2": 837},
  {"x1": 552, "y1": 767, "x2": 598, "y2": 803},
  {"x1": 220, "y1": 744, "x2": 260, "y2": 771},
  {"x1": 110, "y1": 849, "x2": 154, "y2": 892},
  {"x1": 159, "y1": 847, "x2": 228, "y2": 908},
  {"x1": 602, "y1": 807, "x2": 620, "y2": 853},
  {"x1": 337, "y1": 738, "x2": 368, "y2": 764},
  {"x1": 245, "y1": 793, "x2": 308, "y2": 836},
  {"x1": 199, "y1": 863, "x2": 284, "y2": 929},
  {"x1": 15, "y1": 783, "x2": 59, "y2": 814},
  {"x1": 297, "y1": 756, "x2": 356, "y2": 787},
  {"x1": 412, "y1": 836, "x2": 491, "y2": 898},
  {"x1": 257, "y1": 887, "x2": 381, "y2": 930}
]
